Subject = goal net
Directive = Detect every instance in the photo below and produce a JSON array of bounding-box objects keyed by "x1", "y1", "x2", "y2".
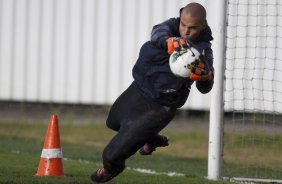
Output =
[{"x1": 223, "y1": 0, "x2": 282, "y2": 182}]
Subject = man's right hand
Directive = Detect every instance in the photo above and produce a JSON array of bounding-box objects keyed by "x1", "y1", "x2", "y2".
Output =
[{"x1": 166, "y1": 37, "x2": 190, "y2": 55}]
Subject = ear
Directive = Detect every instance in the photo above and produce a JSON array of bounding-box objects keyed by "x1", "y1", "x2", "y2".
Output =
[
  {"x1": 202, "y1": 19, "x2": 208, "y2": 29},
  {"x1": 179, "y1": 8, "x2": 183, "y2": 17}
]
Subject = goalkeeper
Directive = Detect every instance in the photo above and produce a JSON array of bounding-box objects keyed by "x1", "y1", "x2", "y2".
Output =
[{"x1": 91, "y1": 2, "x2": 214, "y2": 183}]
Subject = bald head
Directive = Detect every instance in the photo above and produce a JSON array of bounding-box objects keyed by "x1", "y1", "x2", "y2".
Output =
[
  {"x1": 179, "y1": 3, "x2": 207, "y2": 41},
  {"x1": 181, "y1": 3, "x2": 206, "y2": 23}
]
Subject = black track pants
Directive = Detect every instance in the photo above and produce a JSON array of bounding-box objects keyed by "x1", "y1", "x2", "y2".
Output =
[{"x1": 102, "y1": 82, "x2": 176, "y2": 171}]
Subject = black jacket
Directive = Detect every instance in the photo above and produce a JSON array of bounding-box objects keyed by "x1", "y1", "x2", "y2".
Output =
[{"x1": 132, "y1": 17, "x2": 214, "y2": 108}]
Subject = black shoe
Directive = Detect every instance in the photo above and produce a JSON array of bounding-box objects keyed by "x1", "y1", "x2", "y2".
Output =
[
  {"x1": 139, "y1": 135, "x2": 169, "y2": 155},
  {"x1": 91, "y1": 166, "x2": 124, "y2": 183},
  {"x1": 91, "y1": 168, "x2": 114, "y2": 183}
]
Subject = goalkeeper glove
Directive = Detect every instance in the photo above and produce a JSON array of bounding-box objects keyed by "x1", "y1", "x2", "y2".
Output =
[
  {"x1": 166, "y1": 37, "x2": 190, "y2": 55},
  {"x1": 189, "y1": 58, "x2": 213, "y2": 81}
]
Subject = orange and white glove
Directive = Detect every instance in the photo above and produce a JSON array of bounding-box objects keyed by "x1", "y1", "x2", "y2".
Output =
[
  {"x1": 189, "y1": 59, "x2": 213, "y2": 81},
  {"x1": 166, "y1": 37, "x2": 190, "y2": 55}
]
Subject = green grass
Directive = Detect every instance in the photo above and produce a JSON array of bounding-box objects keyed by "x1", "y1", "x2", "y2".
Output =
[
  {"x1": 0, "y1": 120, "x2": 281, "y2": 183},
  {"x1": 0, "y1": 121, "x2": 224, "y2": 184}
]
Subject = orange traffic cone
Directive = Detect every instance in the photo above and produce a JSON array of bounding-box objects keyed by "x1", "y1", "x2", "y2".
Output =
[{"x1": 36, "y1": 114, "x2": 64, "y2": 176}]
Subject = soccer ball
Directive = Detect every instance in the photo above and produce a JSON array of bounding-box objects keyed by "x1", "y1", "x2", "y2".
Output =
[{"x1": 169, "y1": 47, "x2": 200, "y2": 78}]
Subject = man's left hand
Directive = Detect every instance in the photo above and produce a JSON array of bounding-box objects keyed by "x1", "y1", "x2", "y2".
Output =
[{"x1": 189, "y1": 59, "x2": 213, "y2": 81}]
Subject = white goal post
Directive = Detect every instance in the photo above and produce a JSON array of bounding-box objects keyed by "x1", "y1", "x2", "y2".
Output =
[
  {"x1": 207, "y1": 0, "x2": 227, "y2": 180},
  {"x1": 208, "y1": 0, "x2": 282, "y2": 182}
]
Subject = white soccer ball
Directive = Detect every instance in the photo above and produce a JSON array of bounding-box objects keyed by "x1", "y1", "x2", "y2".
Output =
[{"x1": 169, "y1": 47, "x2": 200, "y2": 78}]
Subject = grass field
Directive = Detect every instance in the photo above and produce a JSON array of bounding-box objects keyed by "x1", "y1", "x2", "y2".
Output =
[{"x1": 0, "y1": 114, "x2": 281, "y2": 184}]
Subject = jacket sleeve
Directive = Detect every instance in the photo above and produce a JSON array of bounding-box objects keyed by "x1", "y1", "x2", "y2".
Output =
[
  {"x1": 196, "y1": 47, "x2": 214, "y2": 94},
  {"x1": 151, "y1": 18, "x2": 180, "y2": 50}
]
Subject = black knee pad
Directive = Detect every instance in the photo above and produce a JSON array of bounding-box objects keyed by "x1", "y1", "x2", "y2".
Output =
[{"x1": 106, "y1": 119, "x2": 119, "y2": 131}]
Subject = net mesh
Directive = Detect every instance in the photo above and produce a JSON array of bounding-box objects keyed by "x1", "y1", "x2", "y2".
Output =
[{"x1": 223, "y1": 0, "x2": 282, "y2": 179}]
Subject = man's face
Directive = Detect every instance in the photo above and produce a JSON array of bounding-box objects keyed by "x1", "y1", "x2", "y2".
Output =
[{"x1": 179, "y1": 13, "x2": 205, "y2": 41}]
